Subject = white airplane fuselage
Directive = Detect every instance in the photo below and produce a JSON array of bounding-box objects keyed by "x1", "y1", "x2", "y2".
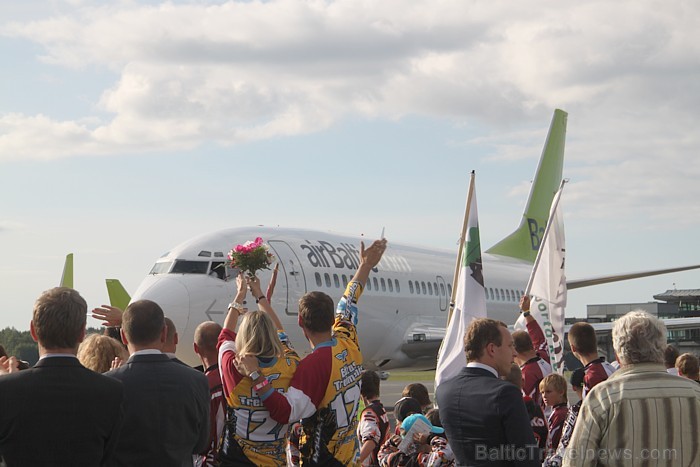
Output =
[{"x1": 131, "y1": 226, "x2": 532, "y2": 368}]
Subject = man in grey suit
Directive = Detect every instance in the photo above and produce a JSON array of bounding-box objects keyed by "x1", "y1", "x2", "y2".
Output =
[
  {"x1": 106, "y1": 300, "x2": 209, "y2": 467},
  {"x1": 0, "y1": 287, "x2": 124, "y2": 466},
  {"x1": 436, "y1": 318, "x2": 540, "y2": 466}
]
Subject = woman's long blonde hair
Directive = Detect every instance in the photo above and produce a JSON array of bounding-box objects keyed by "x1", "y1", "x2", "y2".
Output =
[{"x1": 236, "y1": 310, "x2": 284, "y2": 359}]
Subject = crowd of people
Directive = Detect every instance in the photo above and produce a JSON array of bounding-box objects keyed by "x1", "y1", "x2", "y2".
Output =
[{"x1": 1, "y1": 235, "x2": 700, "y2": 466}]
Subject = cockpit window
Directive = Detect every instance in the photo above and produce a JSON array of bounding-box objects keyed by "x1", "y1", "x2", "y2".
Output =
[
  {"x1": 149, "y1": 262, "x2": 173, "y2": 275},
  {"x1": 171, "y1": 260, "x2": 209, "y2": 274},
  {"x1": 209, "y1": 262, "x2": 227, "y2": 280}
]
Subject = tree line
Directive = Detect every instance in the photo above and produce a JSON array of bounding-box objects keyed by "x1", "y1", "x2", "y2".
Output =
[{"x1": 0, "y1": 327, "x2": 103, "y2": 366}]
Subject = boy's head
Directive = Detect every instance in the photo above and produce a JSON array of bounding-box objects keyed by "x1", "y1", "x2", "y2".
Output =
[
  {"x1": 298, "y1": 292, "x2": 335, "y2": 334},
  {"x1": 568, "y1": 322, "x2": 598, "y2": 358},
  {"x1": 676, "y1": 353, "x2": 700, "y2": 380},
  {"x1": 539, "y1": 373, "x2": 568, "y2": 407},
  {"x1": 503, "y1": 363, "x2": 523, "y2": 389},
  {"x1": 401, "y1": 383, "x2": 431, "y2": 412},
  {"x1": 360, "y1": 370, "x2": 380, "y2": 400},
  {"x1": 570, "y1": 367, "x2": 585, "y2": 399},
  {"x1": 393, "y1": 397, "x2": 422, "y2": 423}
]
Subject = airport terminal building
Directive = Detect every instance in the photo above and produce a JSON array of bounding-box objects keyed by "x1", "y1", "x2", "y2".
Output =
[{"x1": 567, "y1": 289, "x2": 700, "y2": 364}]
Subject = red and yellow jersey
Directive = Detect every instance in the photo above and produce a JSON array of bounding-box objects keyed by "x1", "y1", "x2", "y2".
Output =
[
  {"x1": 263, "y1": 281, "x2": 365, "y2": 466},
  {"x1": 218, "y1": 328, "x2": 299, "y2": 466}
]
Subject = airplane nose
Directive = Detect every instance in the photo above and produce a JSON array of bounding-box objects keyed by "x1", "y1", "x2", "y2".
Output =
[{"x1": 131, "y1": 276, "x2": 191, "y2": 324}]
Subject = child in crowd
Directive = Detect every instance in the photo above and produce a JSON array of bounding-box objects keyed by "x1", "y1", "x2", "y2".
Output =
[
  {"x1": 543, "y1": 368, "x2": 584, "y2": 467},
  {"x1": 401, "y1": 383, "x2": 433, "y2": 413},
  {"x1": 377, "y1": 413, "x2": 454, "y2": 466},
  {"x1": 503, "y1": 363, "x2": 547, "y2": 452},
  {"x1": 539, "y1": 374, "x2": 568, "y2": 457},
  {"x1": 392, "y1": 397, "x2": 422, "y2": 435},
  {"x1": 357, "y1": 370, "x2": 391, "y2": 466}
]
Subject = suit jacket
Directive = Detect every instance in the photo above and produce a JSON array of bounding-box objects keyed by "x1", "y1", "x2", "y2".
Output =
[
  {"x1": 105, "y1": 352, "x2": 210, "y2": 467},
  {"x1": 436, "y1": 366, "x2": 540, "y2": 467},
  {"x1": 0, "y1": 356, "x2": 124, "y2": 466}
]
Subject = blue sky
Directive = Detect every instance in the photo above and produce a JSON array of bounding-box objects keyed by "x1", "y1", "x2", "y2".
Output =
[{"x1": 2, "y1": 0, "x2": 700, "y2": 330}]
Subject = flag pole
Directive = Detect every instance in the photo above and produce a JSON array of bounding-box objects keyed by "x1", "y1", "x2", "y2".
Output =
[
  {"x1": 447, "y1": 170, "x2": 475, "y2": 325},
  {"x1": 524, "y1": 178, "x2": 567, "y2": 295}
]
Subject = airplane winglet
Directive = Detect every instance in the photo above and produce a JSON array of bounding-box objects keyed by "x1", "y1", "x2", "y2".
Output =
[
  {"x1": 106, "y1": 279, "x2": 131, "y2": 311},
  {"x1": 60, "y1": 253, "x2": 74, "y2": 288},
  {"x1": 486, "y1": 109, "x2": 567, "y2": 263}
]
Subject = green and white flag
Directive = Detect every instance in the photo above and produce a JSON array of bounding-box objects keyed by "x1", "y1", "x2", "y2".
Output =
[
  {"x1": 518, "y1": 180, "x2": 567, "y2": 373},
  {"x1": 435, "y1": 174, "x2": 487, "y2": 388}
]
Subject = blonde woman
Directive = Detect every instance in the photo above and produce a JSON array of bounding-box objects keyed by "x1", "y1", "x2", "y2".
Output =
[
  {"x1": 218, "y1": 274, "x2": 299, "y2": 466},
  {"x1": 77, "y1": 333, "x2": 129, "y2": 373}
]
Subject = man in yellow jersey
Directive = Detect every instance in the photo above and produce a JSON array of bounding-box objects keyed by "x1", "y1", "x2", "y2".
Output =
[{"x1": 238, "y1": 238, "x2": 387, "y2": 466}]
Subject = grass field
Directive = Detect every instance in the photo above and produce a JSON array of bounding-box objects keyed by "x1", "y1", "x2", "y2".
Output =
[{"x1": 385, "y1": 369, "x2": 436, "y2": 381}]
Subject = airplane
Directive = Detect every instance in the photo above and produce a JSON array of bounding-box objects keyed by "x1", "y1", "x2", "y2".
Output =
[{"x1": 100, "y1": 109, "x2": 700, "y2": 369}]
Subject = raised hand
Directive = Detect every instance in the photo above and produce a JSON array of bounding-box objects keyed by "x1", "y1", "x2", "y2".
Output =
[
  {"x1": 360, "y1": 238, "x2": 387, "y2": 269},
  {"x1": 91, "y1": 305, "x2": 124, "y2": 327}
]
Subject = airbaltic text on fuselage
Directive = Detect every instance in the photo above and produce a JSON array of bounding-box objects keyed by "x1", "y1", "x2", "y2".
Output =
[{"x1": 299, "y1": 240, "x2": 411, "y2": 272}]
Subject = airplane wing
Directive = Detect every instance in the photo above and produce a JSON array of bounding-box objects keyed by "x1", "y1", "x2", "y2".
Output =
[
  {"x1": 106, "y1": 279, "x2": 131, "y2": 311},
  {"x1": 60, "y1": 253, "x2": 74, "y2": 288},
  {"x1": 566, "y1": 317, "x2": 700, "y2": 336},
  {"x1": 567, "y1": 264, "x2": 700, "y2": 290}
]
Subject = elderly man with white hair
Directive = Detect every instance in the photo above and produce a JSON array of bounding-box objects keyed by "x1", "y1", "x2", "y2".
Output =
[{"x1": 563, "y1": 311, "x2": 700, "y2": 467}]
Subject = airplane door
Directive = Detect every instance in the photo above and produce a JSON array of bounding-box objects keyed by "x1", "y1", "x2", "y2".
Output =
[
  {"x1": 268, "y1": 240, "x2": 307, "y2": 315},
  {"x1": 436, "y1": 275, "x2": 448, "y2": 311}
]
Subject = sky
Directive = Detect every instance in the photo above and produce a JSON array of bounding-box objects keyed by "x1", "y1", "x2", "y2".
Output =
[{"x1": 2, "y1": 0, "x2": 700, "y2": 331}]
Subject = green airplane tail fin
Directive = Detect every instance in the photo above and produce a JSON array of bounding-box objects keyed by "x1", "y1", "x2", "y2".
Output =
[
  {"x1": 106, "y1": 279, "x2": 131, "y2": 311},
  {"x1": 60, "y1": 254, "x2": 74, "y2": 288},
  {"x1": 485, "y1": 109, "x2": 567, "y2": 263}
]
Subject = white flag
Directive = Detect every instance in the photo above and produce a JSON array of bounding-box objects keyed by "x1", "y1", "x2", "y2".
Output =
[
  {"x1": 435, "y1": 175, "x2": 488, "y2": 388},
  {"x1": 517, "y1": 181, "x2": 567, "y2": 373}
]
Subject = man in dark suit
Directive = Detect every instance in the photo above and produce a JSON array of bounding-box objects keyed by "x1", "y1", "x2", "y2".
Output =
[
  {"x1": 0, "y1": 287, "x2": 124, "y2": 466},
  {"x1": 105, "y1": 300, "x2": 210, "y2": 467},
  {"x1": 436, "y1": 318, "x2": 540, "y2": 466}
]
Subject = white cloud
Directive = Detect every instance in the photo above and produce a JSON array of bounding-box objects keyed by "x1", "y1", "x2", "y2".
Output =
[{"x1": 2, "y1": 0, "x2": 700, "y2": 226}]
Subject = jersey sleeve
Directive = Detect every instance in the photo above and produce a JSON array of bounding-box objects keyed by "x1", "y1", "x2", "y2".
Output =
[
  {"x1": 217, "y1": 328, "x2": 244, "y2": 403},
  {"x1": 333, "y1": 281, "x2": 364, "y2": 345},
  {"x1": 358, "y1": 408, "x2": 382, "y2": 445},
  {"x1": 527, "y1": 320, "x2": 550, "y2": 363},
  {"x1": 261, "y1": 347, "x2": 332, "y2": 423}
]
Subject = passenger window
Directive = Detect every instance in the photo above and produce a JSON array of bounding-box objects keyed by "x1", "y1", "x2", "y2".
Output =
[
  {"x1": 324, "y1": 273, "x2": 331, "y2": 288},
  {"x1": 373, "y1": 277, "x2": 379, "y2": 290},
  {"x1": 440, "y1": 283, "x2": 445, "y2": 296},
  {"x1": 333, "y1": 274, "x2": 340, "y2": 288},
  {"x1": 381, "y1": 278, "x2": 386, "y2": 291},
  {"x1": 315, "y1": 272, "x2": 322, "y2": 287},
  {"x1": 447, "y1": 284, "x2": 452, "y2": 297},
  {"x1": 409, "y1": 281, "x2": 414, "y2": 294},
  {"x1": 366, "y1": 279, "x2": 372, "y2": 291},
  {"x1": 421, "y1": 282, "x2": 427, "y2": 295},
  {"x1": 388, "y1": 279, "x2": 394, "y2": 292},
  {"x1": 395, "y1": 279, "x2": 400, "y2": 293},
  {"x1": 342, "y1": 275, "x2": 348, "y2": 288},
  {"x1": 428, "y1": 282, "x2": 433, "y2": 295}
]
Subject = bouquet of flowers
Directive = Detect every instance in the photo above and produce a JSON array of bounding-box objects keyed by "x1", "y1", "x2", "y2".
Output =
[{"x1": 227, "y1": 237, "x2": 275, "y2": 277}]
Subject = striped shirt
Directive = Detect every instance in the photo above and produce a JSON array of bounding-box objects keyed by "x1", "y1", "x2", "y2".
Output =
[{"x1": 563, "y1": 363, "x2": 700, "y2": 467}]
